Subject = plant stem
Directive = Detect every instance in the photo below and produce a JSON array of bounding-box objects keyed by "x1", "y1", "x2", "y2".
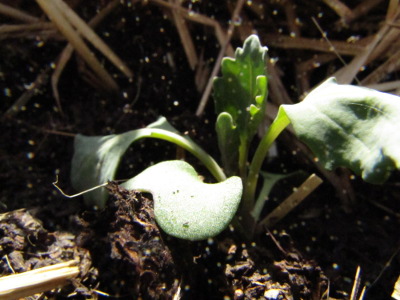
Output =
[
  {"x1": 144, "y1": 129, "x2": 227, "y2": 182},
  {"x1": 242, "y1": 110, "x2": 291, "y2": 212},
  {"x1": 238, "y1": 135, "x2": 249, "y2": 182}
]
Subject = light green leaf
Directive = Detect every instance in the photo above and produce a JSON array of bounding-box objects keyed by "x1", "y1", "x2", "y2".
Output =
[
  {"x1": 282, "y1": 77, "x2": 400, "y2": 183},
  {"x1": 71, "y1": 117, "x2": 225, "y2": 208},
  {"x1": 122, "y1": 160, "x2": 242, "y2": 241}
]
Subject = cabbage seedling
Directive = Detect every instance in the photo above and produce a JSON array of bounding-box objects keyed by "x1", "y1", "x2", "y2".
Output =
[{"x1": 71, "y1": 35, "x2": 400, "y2": 241}]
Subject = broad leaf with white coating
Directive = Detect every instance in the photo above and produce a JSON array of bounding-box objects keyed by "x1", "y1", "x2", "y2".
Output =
[
  {"x1": 281, "y1": 78, "x2": 400, "y2": 183},
  {"x1": 123, "y1": 160, "x2": 242, "y2": 241}
]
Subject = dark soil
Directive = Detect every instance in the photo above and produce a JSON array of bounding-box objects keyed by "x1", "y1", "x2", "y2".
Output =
[{"x1": 1, "y1": 1, "x2": 400, "y2": 299}]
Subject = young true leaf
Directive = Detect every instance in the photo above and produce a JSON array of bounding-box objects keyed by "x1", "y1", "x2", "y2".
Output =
[
  {"x1": 281, "y1": 77, "x2": 400, "y2": 183},
  {"x1": 213, "y1": 35, "x2": 268, "y2": 174},
  {"x1": 71, "y1": 117, "x2": 225, "y2": 208},
  {"x1": 250, "y1": 171, "x2": 299, "y2": 221},
  {"x1": 122, "y1": 160, "x2": 242, "y2": 241},
  {"x1": 215, "y1": 112, "x2": 240, "y2": 176}
]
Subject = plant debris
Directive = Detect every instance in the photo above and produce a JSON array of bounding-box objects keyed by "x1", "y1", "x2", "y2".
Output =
[{"x1": 0, "y1": 209, "x2": 94, "y2": 298}]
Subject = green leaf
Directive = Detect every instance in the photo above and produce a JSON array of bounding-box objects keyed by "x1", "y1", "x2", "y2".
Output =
[
  {"x1": 215, "y1": 112, "x2": 240, "y2": 175},
  {"x1": 250, "y1": 171, "x2": 299, "y2": 221},
  {"x1": 71, "y1": 117, "x2": 226, "y2": 208},
  {"x1": 213, "y1": 35, "x2": 268, "y2": 172},
  {"x1": 214, "y1": 35, "x2": 268, "y2": 133},
  {"x1": 122, "y1": 160, "x2": 242, "y2": 241},
  {"x1": 282, "y1": 77, "x2": 400, "y2": 183}
]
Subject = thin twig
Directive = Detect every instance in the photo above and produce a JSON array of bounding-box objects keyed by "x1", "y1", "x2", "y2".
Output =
[
  {"x1": 265, "y1": 227, "x2": 288, "y2": 256},
  {"x1": 53, "y1": 175, "x2": 109, "y2": 198},
  {"x1": 367, "y1": 245, "x2": 400, "y2": 293},
  {"x1": 367, "y1": 198, "x2": 400, "y2": 218},
  {"x1": 312, "y1": 17, "x2": 348, "y2": 67}
]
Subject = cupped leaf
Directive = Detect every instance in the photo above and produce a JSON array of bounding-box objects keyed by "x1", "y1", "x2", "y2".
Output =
[
  {"x1": 122, "y1": 160, "x2": 242, "y2": 241},
  {"x1": 213, "y1": 35, "x2": 268, "y2": 173},
  {"x1": 215, "y1": 112, "x2": 240, "y2": 176},
  {"x1": 71, "y1": 117, "x2": 226, "y2": 208},
  {"x1": 282, "y1": 77, "x2": 400, "y2": 183}
]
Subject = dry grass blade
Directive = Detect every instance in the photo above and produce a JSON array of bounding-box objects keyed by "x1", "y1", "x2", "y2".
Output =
[
  {"x1": 36, "y1": 0, "x2": 119, "y2": 92},
  {"x1": 258, "y1": 174, "x2": 323, "y2": 228},
  {"x1": 149, "y1": 0, "x2": 234, "y2": 56},
  {"x1": 51, "y1": 44, "x2": 75, "y2": 112},
  {"x1": 0, "y1": 23, "x2": 56, "y2": 41},
  {"x1": 332, "y1": 23, "x2": 389, "y2": 84},
  {"x1": 361, "y1": 48, "x2": 400, "y2": 85},
  {"x1": 322, "y1": 0, "x2": 354, "y2": 20},
  {"x1": 195, "y1": 0, "x2": 246, "y2": 116},
  {"x1": 4, "y1": 66, "x2": 51, "y2": 117},
  {"x1": 52, "y1": 0, "x2": 133, "y2": 79},
  {"x1": 0, "y1": 3, "x2": 40, "y2": 23},
  {"x1": 350, "y1": 266, "x2": 362, "y2": 300},
  {"x1": 282, "y1": 0, "x2": 301, "y2": 37},
  {"x1": 0, "y1": 22, "x2": 52, "y2": 32},
  {"x1": 0, "y1": 260, "x2": 79, "y2": 300},
  {"x1": 392, "y1": 275, "x2": 400, "y2": 300},
  {"x1": 51, "y1": 0, "x2": 124, "y2": 113},
  {"x1": 169, "y1": 0, "x2": 198, "y2": 70},
  {"x1": 358, "y1": 286, "x2": 366, "y2": 300},
  {"x1": 365, "y1": 80, "x2": 400, "y2": 92},
  {"x1": 336, "y1": 0, "x2": 385, "y2": 26},
  {"x1": 333, "y1": 4, "x2": 400, "y2": 84},
  {"x1": 267, "y1": 60, "x2": 293, "y2": 105},
  {"x1": 263, "y1": 33, "x2": 366, "y2": 56},
  {"x1": 387, "y1": 0, "x2": 400, "y2": 19}
]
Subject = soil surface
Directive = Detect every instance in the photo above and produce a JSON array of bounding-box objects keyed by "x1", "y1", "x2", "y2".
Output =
[{"x1": 1, "y1": 1, "x2": 400, "y2": 299}]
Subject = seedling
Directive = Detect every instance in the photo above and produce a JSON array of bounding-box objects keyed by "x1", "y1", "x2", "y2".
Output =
[{"x1": 71, "y1": 35, "x2": 400, "y2": 241}]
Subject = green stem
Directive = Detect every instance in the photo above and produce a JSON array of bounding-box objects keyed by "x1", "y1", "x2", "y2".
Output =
[
  {"x1": 238, "y1": 135, "x2": 249, "y2": 182},
  {"x1": 139, "y1": 128, "x2": 227, "y2": 182},
  {"x1": 242, "y1": 110, "x2": 291, "y2": 212}
]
